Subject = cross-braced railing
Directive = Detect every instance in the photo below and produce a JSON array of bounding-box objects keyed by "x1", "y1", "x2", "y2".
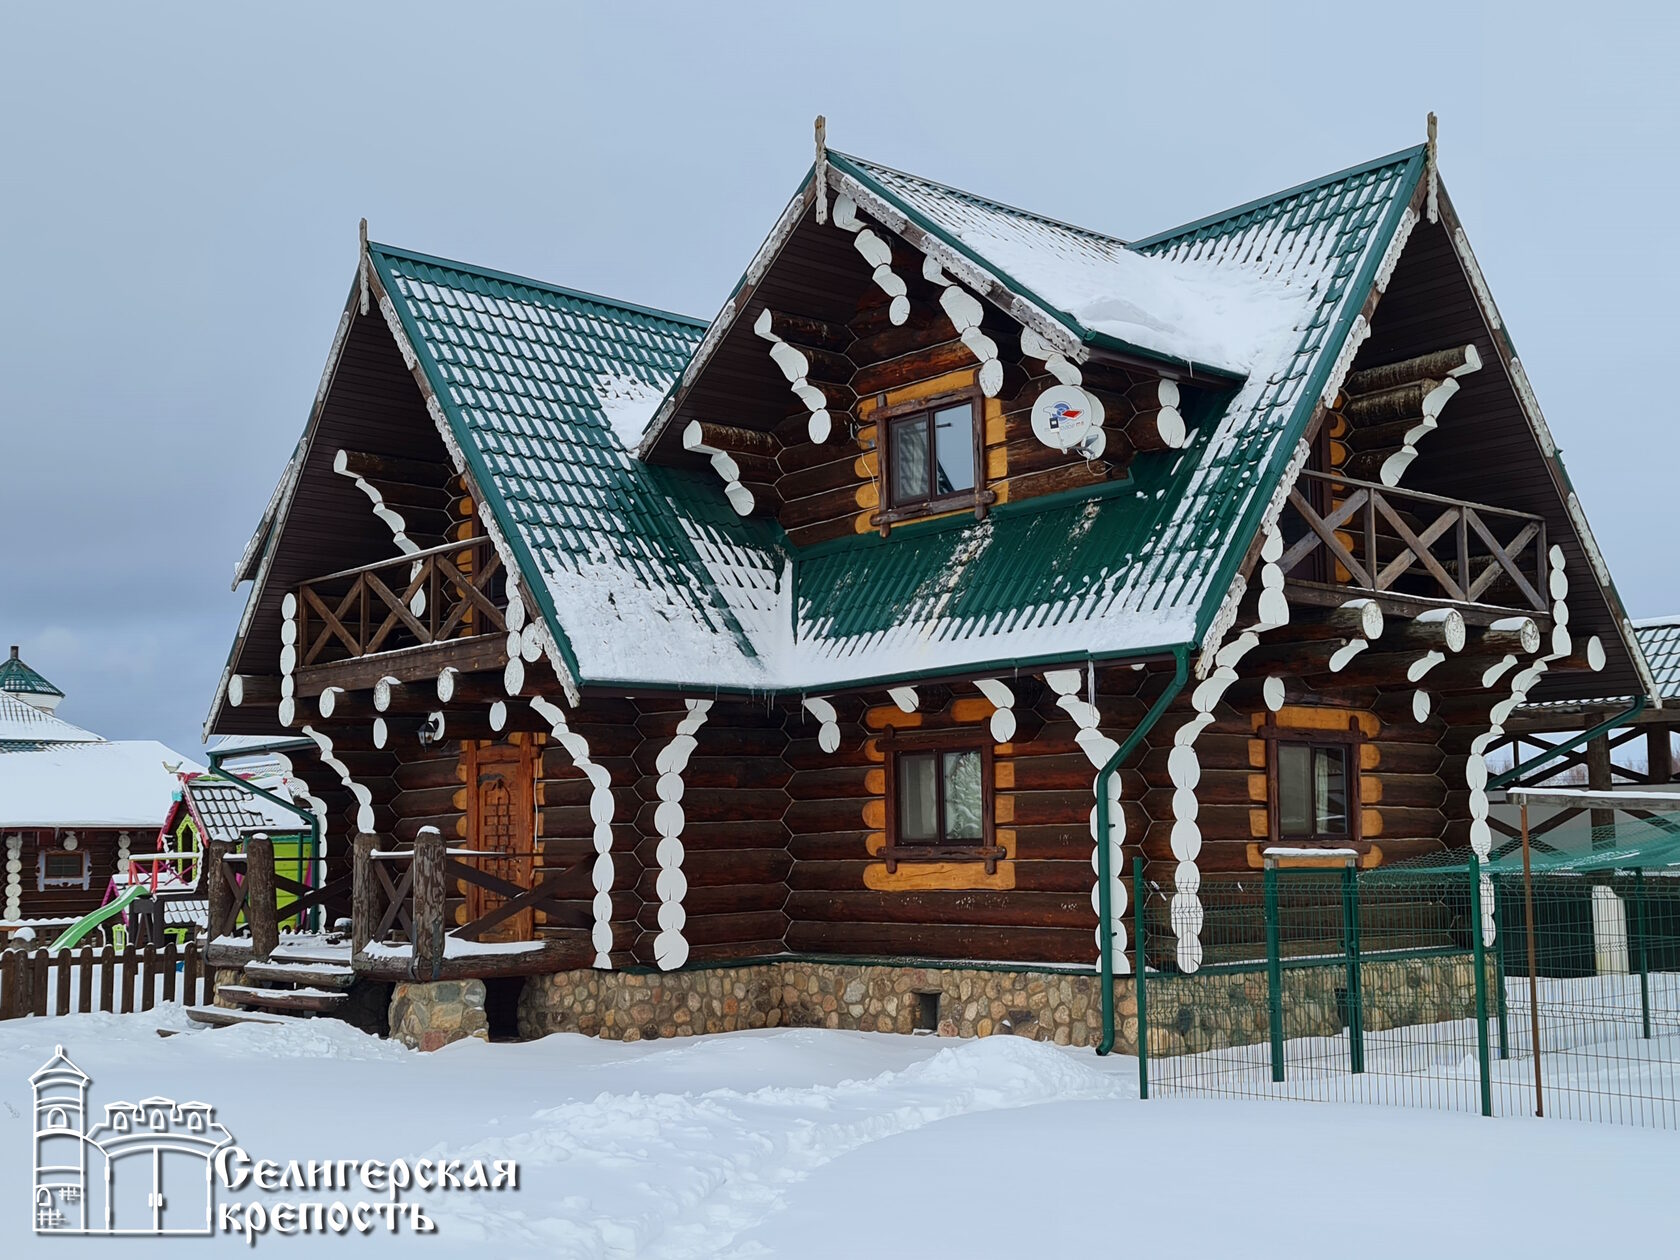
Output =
[
  {"x1": 351, "y1": 832, "x2": 593, "y2": 979},
  {"x1": 296, "y1": 536, "x2": 507, "y2": 667},
  {"x1": 1279, "y1": 471, "x2": 1548, "y2": 614}
]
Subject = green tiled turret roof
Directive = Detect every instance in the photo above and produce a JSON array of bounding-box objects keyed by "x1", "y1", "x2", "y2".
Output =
[{"x1": 0, "y1": 646, "x2": 63, "y2": 699}]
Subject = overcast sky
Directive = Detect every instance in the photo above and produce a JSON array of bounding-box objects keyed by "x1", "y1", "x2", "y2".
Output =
[{"x1": 1, "y1": 1, "x2": 1675, "y2": 754}]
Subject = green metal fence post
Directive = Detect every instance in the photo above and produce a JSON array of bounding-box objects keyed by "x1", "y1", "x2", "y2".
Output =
[
  {"x1": 1633, "y1": 868, "x2": 1652, "y2": 1041},
  {"x1": 1264, "y1": 862, "x2": 1284, "y2": 1083},
  {"x1": 1494, "y1": 875, "x2": 1510, "y2": 1060},
  {"x1": 1341, "y1": 862, "x2": 1365, "y2": 1074},
  {"x1": 1468, "y1": 854, "x2": 1494, "y2": 1118},
  {"x1": 1133, "y1": 856, "x2": 1149, "y2": 1100}
]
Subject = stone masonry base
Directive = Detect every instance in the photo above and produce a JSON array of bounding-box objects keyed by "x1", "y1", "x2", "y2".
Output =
[
  {"x1": 389, "y1": 979, "x2": 489, "y2": 1052},
  {"x1": 514, "y1": 954, "x2": 1488, "y2": 1053}
]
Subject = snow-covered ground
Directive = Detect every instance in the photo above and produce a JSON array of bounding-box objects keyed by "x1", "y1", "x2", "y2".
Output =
[{"x1": 0, "y1": 1010, "x2": 1671, "y2": 1258}]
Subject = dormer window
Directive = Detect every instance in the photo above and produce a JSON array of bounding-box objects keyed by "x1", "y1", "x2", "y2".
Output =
[{"x1": 879, "y1": 393, "x2": 982, "y2": 522}]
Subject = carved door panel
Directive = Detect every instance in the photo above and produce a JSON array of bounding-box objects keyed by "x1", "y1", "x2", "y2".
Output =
[{"x1": 463, "y1": 742, "x2": 536, "y2": 942}]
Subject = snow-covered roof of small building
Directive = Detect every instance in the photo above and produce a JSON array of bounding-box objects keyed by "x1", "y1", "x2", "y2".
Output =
[
  {"x1": 179, "y1": 774, "x2": 309, "y2": 844},
  {"x1": 0, "y1": 646, "x2": 63, "y2": 701},
  {"x1": 0, "y1": 741, "x2": 203, "y2": 828},
  {"x1": 0, "y1": 693, "x2": 103, "y2": 749}
]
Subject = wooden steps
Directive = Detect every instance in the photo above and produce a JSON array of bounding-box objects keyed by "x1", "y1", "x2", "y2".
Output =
[
  {"x1": 215, "y1": 984, "x2": 348, "y2": 1014},
  {"x1": 200, "y1": 944, "x2": 361, "y2": 1027},
  {"x1": 187, "y1": 1005, "x2": 291, "y2": 1029},
  {"x1": 243, "y1": 959, "x2": 355, "y2": 989}
]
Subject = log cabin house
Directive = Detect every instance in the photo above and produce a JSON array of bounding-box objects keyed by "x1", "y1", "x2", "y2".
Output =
[
  {"x1": 203, "y1": 123, "x2": 1664, "y2": 1048},
  {"x1": 1, "y1": 649, "x2": 199, "y2": 937}
]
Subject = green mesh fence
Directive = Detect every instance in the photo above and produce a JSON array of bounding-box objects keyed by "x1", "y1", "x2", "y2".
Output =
[{"x1": 1133, "y1": 819, "x2": 1680, "y2": 1127}]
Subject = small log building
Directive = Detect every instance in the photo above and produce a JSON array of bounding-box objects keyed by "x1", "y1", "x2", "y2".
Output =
[{"x1": 204, "y1": 126, "x2": 1664, "y2": 1047}]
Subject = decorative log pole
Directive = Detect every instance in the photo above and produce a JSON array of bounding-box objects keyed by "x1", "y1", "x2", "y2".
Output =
[
  {"x1": 351, "y1": 832, "x2": 379, "y2": 955},
  {"x1": 205, "y1": 838, "x2": 232, "y2": 945},
  {"x1": 412, "y1": 826, "x2": 447, "y2": 982},
  {"x1": 245, "y1": 833, "x2": 279, "y2": 963}
]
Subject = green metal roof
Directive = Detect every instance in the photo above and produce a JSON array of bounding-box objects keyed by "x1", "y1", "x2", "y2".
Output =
[
  {"x1": 788, "y1": 148, "x2": 1426, "y2": 673},
  {"x1": 367, "y1": 147, "x2": 1425, "y2": 693},
  {"x1": 1634, "y1": 619, "x2": 1680, "y2": 701},
  {"x1": 0, "y1": 648, "x2": 63, "y2": 698},
  {"x1": 367, "y1": 244, "x2": 787, "y2": 693}
]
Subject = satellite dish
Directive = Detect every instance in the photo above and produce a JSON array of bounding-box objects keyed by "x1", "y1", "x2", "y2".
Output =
[{"x1": 1030, "y1": 385, "x2": 1104, "y2": 452}]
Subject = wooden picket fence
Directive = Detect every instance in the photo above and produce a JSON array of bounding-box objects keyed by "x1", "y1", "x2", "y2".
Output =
[{"x1": 0, "y1": 942, "x2": 215, "y2": 1020}]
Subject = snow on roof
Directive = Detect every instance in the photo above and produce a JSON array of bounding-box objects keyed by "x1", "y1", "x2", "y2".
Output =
[
  {"x1": 0, "y1": 741, "x2": 203, "y2": 828},
  {"x1": 842, "y1": 155, "x2": 1308, "y2": 374},
  {"x1": 0, "y1": 693, "x2": 102, "y2": 745},
  {"x1": 239, "y1": 150, "x2": 1421, "y2": 703}
]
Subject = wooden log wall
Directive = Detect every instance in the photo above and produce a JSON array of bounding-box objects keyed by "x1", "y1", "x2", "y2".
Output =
[
  {"x1": 630, "y1": 699, "x2": 791, "y2": 965},
  {"x1": 769, "y1": 239, "x2": 1178, "y2": 546},
  {"x1": 783, "y1": 670, "x2": 1152, "y2": 966}
]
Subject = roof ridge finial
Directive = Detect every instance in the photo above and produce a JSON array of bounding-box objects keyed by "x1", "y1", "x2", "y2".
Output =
[
  {"x1": 1425, "y1": 112, "x2": 1440, "y2": 224},
  {"x1": 8, "y1": 646, "x2": 16, "y2": 660},
  {"x1": 814, "y1": 115, "x2": 829, "y2": 226},
  {"x1": 359, "y1": 217, "x2": 371, "y2": 316}
]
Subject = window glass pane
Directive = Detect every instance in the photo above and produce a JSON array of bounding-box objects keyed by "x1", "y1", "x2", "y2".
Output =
[
  {"x1": 932, "y1": 403, "x2": 975, "y2": 496},
  {"x1": 45, "y1": 854, "x2": 81, "y2": 879},
  {"x1": 942, "y1": 749, "x2": 984, "y2": 840},
  {"x1": 897, "y1": 752, "x2": 939, "y2": 842},
  {"x1": 890, "y1": 417, "x2": 929, "y2": 505},
  {"x1": 1313, "y1": 747, "x2": 1348, "y2": 835},
  {"x1": 1278, "y1": 743, "x2": 1312, "y2": 837}
]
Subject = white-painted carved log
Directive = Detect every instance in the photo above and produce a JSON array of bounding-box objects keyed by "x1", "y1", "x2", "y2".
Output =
[
  {"x1": 300, "y1": 725, "x2": 375, "y2": 835},
  {"x1": 489, "y1": 700, "x2": 507, "y2": 733},
  {"x1": 888, "y1": 686, "x2": 919, "y2": 714},
  {"x1": 333, "y1": 448, "x2": 426, "y2": 615},
  {"x1": 651, "y1": 699, "x2": 712, "y2": 971},
  {"x1": 923, "y1": 256, "x2": 1005, "y2": 397},
  {"x1": 1019, "y1": 326, "x2": 1083, "y2": 387},
  {"x1": 754, "y1": 307, "x2": 845, "y2": 443},
  {"x1": 530, "y1": 694, "x2": 616, "y2": 968},
  {"x1": 802, "y1": 697, "x2": 841, "y2": 754},
  {"x1": 683, "y1": 419, "x2": 759, "y2": 516},
  {"x1": 1397, "y1": 608, "x2": 1467, "y2": 654},
  {"x1": 1179, "y1": 527, "x2": 1291, "y2": 969},
  {"x1": 373, "y1": 676, "x2": 402, "y2": 714},
  {"x1": 831, "y1": 195, "x2": 911, "y2": 325},
  {"x1": 1124, "y1": 379, "x2": 1188, "y2": 451},
  {"x1": 974, "y1": 678, "x2": 1017, "y2": 743},
  {"x1": 3, "y1": 833, "x2": 22, "y2": 920},
  {"x1": 1339, "y1": 345, "x2": 1481, "y2": 488},
  {"x1": 278, "y1": 593, "x2": 299, "y2": 728},
  {"x1": 1045, "y1": 668, "x2": 1129, "y2": 975}
]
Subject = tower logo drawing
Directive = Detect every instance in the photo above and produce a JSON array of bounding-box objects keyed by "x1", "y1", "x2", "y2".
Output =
[{"x1": 31, "y1": 1046, "x2": 233, "y2": 1236}]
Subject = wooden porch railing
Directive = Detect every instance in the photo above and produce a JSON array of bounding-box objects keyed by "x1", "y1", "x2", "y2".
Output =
[
  {"x1": 205, "y1": 836, "x2": 353, "y2": 960},
  {"x1": 296, "y1": 536, "x2": 507, "y2": 668},
  {"x1": 351, "y1": 831, "x2": 592, "y2": 980},
  {"x1": 1279, "y1": 471, "x2": 1548, "y2": 614}
]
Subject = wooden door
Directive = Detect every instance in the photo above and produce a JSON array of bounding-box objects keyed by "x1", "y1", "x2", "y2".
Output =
[{"x1": 462, "y1": 742, "x2": 537, "y2": 942}]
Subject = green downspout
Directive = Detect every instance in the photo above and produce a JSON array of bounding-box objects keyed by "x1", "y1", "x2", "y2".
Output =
[
  {"x1": 1488, "y1": 696, "x2": 1646, "y2": 790},
  {"x1": 205, "y1": 751, "x2": 323, "y2": 932},
  {"x1": 1097, "y1": 645, "x2": 1191, "y2": 1056}
]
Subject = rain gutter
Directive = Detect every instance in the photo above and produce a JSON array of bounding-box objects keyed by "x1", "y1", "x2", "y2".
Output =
[{"x1": 1097, "y1": 644, "x2": 1191, "y2": 1055}]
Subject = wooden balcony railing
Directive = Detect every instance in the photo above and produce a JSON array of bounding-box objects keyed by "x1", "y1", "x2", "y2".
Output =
[
  {"x1": 1279, "y1": 471, "x2": 1548, "y2": 615},
  {"x1": 297, "y1": 536, "x2": 507, "y2": 669}
]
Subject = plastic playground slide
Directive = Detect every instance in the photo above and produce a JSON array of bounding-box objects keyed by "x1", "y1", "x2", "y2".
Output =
[{"x1": 49, "y1": 884, "x2": 152, "y2": 951}]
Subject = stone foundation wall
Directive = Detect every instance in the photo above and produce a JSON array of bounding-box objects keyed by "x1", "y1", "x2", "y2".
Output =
[
  {"x1": 1141, "y1": 954, "x2": 1494, "y2": 1058},
  {"x1": 517, "y1": 952, "x2": 1490, "y2": 1054},
  {"x1": 389, "y1": 979, "x2": 489, "y2": 1052}
]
